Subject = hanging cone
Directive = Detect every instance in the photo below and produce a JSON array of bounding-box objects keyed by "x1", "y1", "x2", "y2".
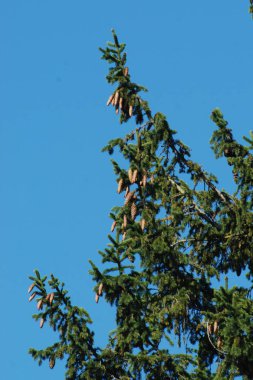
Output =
[
  {"x1": 124, "y1": 191, "x2": 135, "y2": 205},
  {"x1": 123, "y1": 214, "x2": 127, "y2": 228},
  {"x1": 49, "y1": 358, "x2": 55, "y2": 369},
  {"x1": 129, "y1": 105, "x2": 133, "y2": 117},
  {"x1": 142, "y1": 174, "x2": 147, "y2": 187},
  {"x1": 37, "y1": 299, "x2": 43, "y2": 310},
  {"x1": 207, "y1": 323, "x2": 212, "y2": 335},
  {"x1": 125, "y1": 186, "x2": 130, "y2": 198},
  {"x1": 111, "y1": 221, "x2": 117, "y2": 232},
  {"x1": 40, "y1": 318, "x2": 45, "y2": 328},
  {"x1": 140, "y1": 219, "x2": 146, "y2": 231},
  {"x1": 115, "y1": 106, "x2": 119, "y2": 114},
  {"x1": 114, "y1": 91, "x2": 119, "y2": 106},
  {"x1": 122, "y1": 231, "x2": 126, "y2": 241},
  {"x1": 45, "y1": 293, "x2": 51, "y2": 302},
  {"x1": 217, "y1": 337, "x2": 222, "y2": 349},
  {"x1": 132, "y1": 169, "x2": 138, "y2": 183},
  {"x1": 213, "y1": 320, "x2": 218, "y2": 334},
  {"x1": 106, "y1": 94, "x2": 114, "y2": 106},
  {"x1": 49, "y1": 293, "x2": 54, "y2": 305},
  {"x1": 28, "y1": 283, "x2": 35, "y2": 293},
  {"x1": 98, "y1": 283, "x2": 103, "y2": 296},
  {"x1": 119, "y1": 97, "x2": 123, "y2": 110},
  {"x1": 117, "y1": 178, "x2": 124, "y2": 194},
  {"x1": 128, "y1": 168, "x2": 133, "y2": 183},
  {"x1": 131, "y1": 203, "x2": 137, "y2": 220},
  {"x1": 95, "y1": 293, "x2": 99, "y2": 303},
  {"x1": 28, "y1": 292, "x2": 37, "y2": 302},
  {"x1": 123, "y1": 67, "x2": 129, "y2": 76}
]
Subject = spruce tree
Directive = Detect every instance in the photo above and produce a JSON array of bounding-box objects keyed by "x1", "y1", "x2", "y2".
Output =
[{"x1": 28, "y1": 30, "x2": 253, "y2": 379}]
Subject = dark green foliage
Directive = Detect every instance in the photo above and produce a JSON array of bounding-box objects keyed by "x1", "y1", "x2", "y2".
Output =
[
  {"x1": 250, "y1": 0, "x2": 253, "y2": 15},
  {"x1": 28, "y1": 31, "x2": 253, "y2": 379}
]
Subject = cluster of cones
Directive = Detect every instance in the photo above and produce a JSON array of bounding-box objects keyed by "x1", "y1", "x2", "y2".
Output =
[
  {"x1": 28, "y1": 283, "x2": 55, "y2": 329},
  {"x1": 111, "y1": 168, "x2": 150, "y2": 241},
  {"x1": 106, "y1": 68, "x2": 134, "y2": 117},
  {"x1": 207, "y1": 320, "x2": 222, "y2": 349}
]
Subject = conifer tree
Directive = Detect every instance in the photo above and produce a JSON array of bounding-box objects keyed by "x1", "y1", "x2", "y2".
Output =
[{"x1": 28, "y1": 29, "x2": 253, "y2": 379}]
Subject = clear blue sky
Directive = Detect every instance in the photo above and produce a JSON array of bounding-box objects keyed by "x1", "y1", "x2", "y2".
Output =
[{"x1": 0, "y1": 1, "x2": 252, "y2": 379}]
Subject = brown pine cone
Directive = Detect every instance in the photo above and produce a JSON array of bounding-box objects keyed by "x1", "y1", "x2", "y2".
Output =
[
  {"x1": 123, "y1": 214, "x2": 127, "y2": 228},
  {"x1": 129, "y1": 105, "x2": 133, "y2": 117},
  {"x1": 132, "y1": 169, "x2": 138, "y2": 183},
  {"x1": 37, "y1": 299, "x2": 43, "y2": 310},
  {"x1": 213, "y1": 320, "x2": 218, "y2": 334},
  {"x1": 98, "y1": 283, "x2": 103, "y2": 296},
  {"x1": 95, "y1": 294, "x2": 99, "y2": 303},
  {"x1": 140, "y1": 219, "x2": 146, "y2": 231},
  {"x1": 128, "y1": 168, "x2": 133, "y2": 183},
  {"x1": 117, "y1": 178, "x2": 124, "y2": 193},
  {"x1": 124, "y1": 191, "x2": 135, "y2": 205},
  {"x1": 131, "y1": 203, "x2": 137, "y2": 220},
  {"x1": 111, "y1": 221, "x2": 117, "y2": 232},
  {"x1": 125, "y1": 186, "x2": 130, "y2": 198},
  {"x1": 49, "y1": 358, "x2": 55, "y2": 369},
  {"x1": 28, "y1": 292, "x2": 37, "y2": 302},
  {"x1": 40, "y1": 318, "x2": 45, "y2": 328},
  {"x1": 28, "y1": 283, "x2": 35, "y2": 293},
  {"x1": 114, "y1": 90, "x2": 119, "y2": 106},
  {"x1": 207, "y1": 323, "x2": 212, "y2": 335},
  {"x1": 106, "y1": 94, "x2": 114, "y2": 106},
  {"x1": 217, "y1": 337, "x2": 222, "y2": 349},
  {"x1": 49, "y1": 293, "x2": 54, "y2": 305},
  {"x1": 123, "y1": 67, "x2": 129, "y2": 76},
  {"x1": 142, "y1": 174, "x2": 147, "y2": 187}
]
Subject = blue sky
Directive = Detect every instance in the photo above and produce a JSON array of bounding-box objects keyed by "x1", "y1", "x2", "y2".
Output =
[{"x1": 0, "y1": 1, "x2": 252, "y2": 379}]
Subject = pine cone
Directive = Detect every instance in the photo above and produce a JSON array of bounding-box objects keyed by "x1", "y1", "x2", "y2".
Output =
[
  {"x1": 132, "y1": 169, "x2": 138, "y2": 183},
  {"x1": 140, "y1": 219, "x2": 146, "y2": 231},
  {"x1": 95, "y1": 293, "x2": 99, "y2": 303},
  {"x1": 28, "y1": 292, "x2": 37, "y2": 302},
  {"x1": 213, "y1": 320, "x2": 218, "y2": 334},
  {"x1": 128, "y1": 168, "x2": 133, "y2": 183},
  {"x1": 122, "y1": 231, "x2": 126, "y2": 241},
  {"x1": 129, "y1": 105, "x2": 133, "y2": 117},
  {"x1": 98, "y1": 283, "x2": 103, "y2": 296},
  {"x1": 125, "y1": 186, "x2": 130, "y2": 198},
  {"x1": 114, "y1": 90, "x2": 119, "y2": 106},
  {"x1": 123, "y1": 214, "x2": 127, "y2": 228},
  {"x1": 45, "y1": 293, "x2": 51, "y2": 302},
  {"x1": 106, "y1": 94, "x2": 114, "y2": 106},
  {"x1": 49, "y1": 293, "x2": 54, "y2": 305},
  {"x1": 119, "y1": 97, "x2": 123, "y2": 110},
  {"x1": 49, "y1": 358, "x2": 55, "y2": 369},
  {"x1": 123, "y1": 67, "x2": 129, "y2": 76},
  {"x1": 40, "y1": 318, "x2": 45, "y2": 328},
  {"x1": 131, "y1": 202, "x2": 137, "y2": 220},
  {"x1": 28, "y1": 283, "x2": 35, "y2": 293},
  {"x1": 37, "y1": 299, "x2": 43, "y2": 310},
  {"x1": 117, "y1": 178, "x2": 124, "y2": 193},
  {"x1": 207, "y1": 323, "x2": 212, "y2": 335},
  {"x1": 124, "y1": 191, "x2": 135, "y2": 205},
  {"x1": 115, "y1": 106, "x2": 119, "y2": 114},
  {"x1": 217, "y1": 337, "x2": 222, "y2": 349},
  {"x1": 111, "y1": 221, "x2": 117, "y2": 232},
  {"x1": 142, "y1": 174, "x2": 147, "y2": 187}
]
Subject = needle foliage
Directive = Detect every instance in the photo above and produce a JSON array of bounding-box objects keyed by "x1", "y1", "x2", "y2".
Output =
[{"x1": 28, "y1": 18, "x2": 253, "y2": 380}]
